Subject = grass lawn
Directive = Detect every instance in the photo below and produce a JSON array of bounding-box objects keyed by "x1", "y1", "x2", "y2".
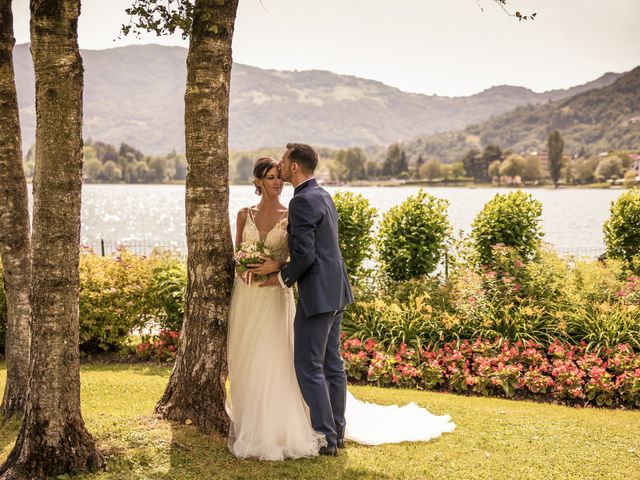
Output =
[{"x1": 0, "y1": 363, "x2": 638, "y2": 479}]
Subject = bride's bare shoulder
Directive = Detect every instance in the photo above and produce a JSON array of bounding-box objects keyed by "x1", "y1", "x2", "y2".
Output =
[{"x1": 236, "y1": 207, "x2": 251, "y2": 225}]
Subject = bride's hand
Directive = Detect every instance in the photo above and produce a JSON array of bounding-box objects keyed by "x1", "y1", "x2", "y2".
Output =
[
  {"x1": 247, "y1": 257, "x2": 280, "y2": 276},
  {"x1": 236, "y1": 267, "x2": 253, "y2": 284}
]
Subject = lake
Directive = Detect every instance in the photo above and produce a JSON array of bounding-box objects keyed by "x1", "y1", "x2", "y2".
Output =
[{"x1": 27, "y1": 184, "x2": 626, "y2": 257}]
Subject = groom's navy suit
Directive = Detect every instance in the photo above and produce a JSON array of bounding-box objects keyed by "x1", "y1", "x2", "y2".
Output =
[{"x1": 280, "y1": 178, "x2": 354, "y2": 448}]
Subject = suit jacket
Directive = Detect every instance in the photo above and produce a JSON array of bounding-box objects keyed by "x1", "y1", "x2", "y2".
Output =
[{"x1": 280, "y1": 178, "x2": 354, "y2": 316}]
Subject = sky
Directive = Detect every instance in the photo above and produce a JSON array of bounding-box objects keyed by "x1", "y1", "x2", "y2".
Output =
[{"x1": 11, "y1": 0, "x2": 640, "y2": 97}]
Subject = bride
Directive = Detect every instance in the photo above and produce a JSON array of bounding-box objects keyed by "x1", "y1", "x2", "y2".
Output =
[{"x1": 225, "y1": 156, "x2": 455, "y2": 461}]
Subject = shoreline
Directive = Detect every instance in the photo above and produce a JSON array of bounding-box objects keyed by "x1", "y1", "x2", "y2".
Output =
[{"x1": 42, "y1": 179, "x2": 630, "y2": 190}]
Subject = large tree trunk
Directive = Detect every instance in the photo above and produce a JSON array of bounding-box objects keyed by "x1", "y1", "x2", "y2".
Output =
[
  {"x1": 0, "y1": 1, "x2": 104, "y2": 478},
  {"x1": 155, "y1": 0, "x2": 238, "y2": 434},
  {"x1": 0, "y1": 0, "x2": 32, "y2": 421}
]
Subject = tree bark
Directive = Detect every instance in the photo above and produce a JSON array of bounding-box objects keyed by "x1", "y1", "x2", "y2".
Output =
[
  {"x1": 0, "y1": 1, "x2": 104, "y2": 477},
  {"x1": 0, "y1": 0, "x2": 32, "y2": 421},
  {"x1": 155, "y1": 0, "x2": 238, "y2": 435}
]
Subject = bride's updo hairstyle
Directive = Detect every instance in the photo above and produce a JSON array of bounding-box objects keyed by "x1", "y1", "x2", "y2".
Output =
[{"x1": 253, "y1": 157, "x2": 279, "y2": 195}]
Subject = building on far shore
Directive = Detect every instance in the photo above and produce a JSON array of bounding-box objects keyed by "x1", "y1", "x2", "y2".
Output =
[{"x1": 526, "y1": 150, "x2": 572, "y2": 180}]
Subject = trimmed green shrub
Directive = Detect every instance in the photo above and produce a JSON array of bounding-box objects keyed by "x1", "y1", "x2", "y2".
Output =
[
  {"x1": 377, "y1": 189, "x2": 450, "y2": 282},
  {"x1": 604, "y1": 190, "x2": 640, "y2": 265},
  {"x1": 471, "y1": 190, "x2": 543, "y2": 265},
  {"x1": 333, "y1": 191, "x2": 377, "y2": 285}
]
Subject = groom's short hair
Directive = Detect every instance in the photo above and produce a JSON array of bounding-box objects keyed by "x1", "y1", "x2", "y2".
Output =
[{"x1": 286, "y1": 143, "x2": 318, "y2": 174}]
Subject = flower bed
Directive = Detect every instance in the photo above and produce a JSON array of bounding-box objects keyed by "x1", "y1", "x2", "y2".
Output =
[
  {"x1": 135, "y1": 329, "x2": 179, "y2": 361},
  {"x1": 341, "y1": 335, "x2": 640, "y2": 409}
]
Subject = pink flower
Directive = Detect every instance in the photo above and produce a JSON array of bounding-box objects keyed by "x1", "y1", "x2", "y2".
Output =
[{"x1": 364, "y1": 338, "x2": 378, "y2": 352}]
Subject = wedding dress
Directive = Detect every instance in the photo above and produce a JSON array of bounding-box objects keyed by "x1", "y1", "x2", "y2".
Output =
[
  {"x1": 226, "y1": 210, "x2": 326, "y2": 460},
  {"x1": 226, "y1": 210, "x2": 455, "y2": 460}
]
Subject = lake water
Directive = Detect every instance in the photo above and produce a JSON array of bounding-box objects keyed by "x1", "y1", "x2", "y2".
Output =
[{"x1": 27, "y1": 184, "x2": 626, "y2": 257}]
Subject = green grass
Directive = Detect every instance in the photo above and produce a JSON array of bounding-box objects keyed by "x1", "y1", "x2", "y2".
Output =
[{"x1": 0, "y1": 363, "x2": 639, "y2": 479}]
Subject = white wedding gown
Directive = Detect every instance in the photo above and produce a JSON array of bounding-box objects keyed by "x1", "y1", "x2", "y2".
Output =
[{"x1": 226, "y1": 211, "x2": 455, "y2": 460}]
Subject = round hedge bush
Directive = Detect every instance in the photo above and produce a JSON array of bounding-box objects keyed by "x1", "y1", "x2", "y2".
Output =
[
  {"x1": 471, "y1": 190, "x2": 543, "y2": 266},
  {"x1": 334, "y1": 191, "x2": 377, "y2": 285},
  {"x1": 377, "y1": 189, "x2": 450, "y2": 282},
  {"x1": 604, "y1": 190, "x2": 640, "y2": 265}
]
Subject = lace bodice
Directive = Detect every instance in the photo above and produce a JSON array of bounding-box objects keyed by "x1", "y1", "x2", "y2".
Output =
[{"x1": 242, "y1": 209, "x2": 289, "y2": 264}]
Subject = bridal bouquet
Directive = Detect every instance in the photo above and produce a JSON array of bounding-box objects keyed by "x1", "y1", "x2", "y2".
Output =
[{"x1": 234, "y1": 241, "x2": 271, "y2": 284}]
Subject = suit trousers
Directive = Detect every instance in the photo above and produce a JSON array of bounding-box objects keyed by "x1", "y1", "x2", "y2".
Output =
[{"x1": 293, "y1": 306, "x2": 347, "y2": 448}]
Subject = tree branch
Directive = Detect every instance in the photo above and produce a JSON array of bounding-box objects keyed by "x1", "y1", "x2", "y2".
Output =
[
  {"x1": 119, "y1": 0, "x2": 536, "y2": 41},
  {"x1": 491, "y1": 0, "x2": 537, "y2": 21}
]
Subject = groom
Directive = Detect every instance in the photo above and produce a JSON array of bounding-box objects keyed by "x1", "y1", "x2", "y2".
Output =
[{"x1": 260, "y1": 143, "x2": 354, "y2": 456}]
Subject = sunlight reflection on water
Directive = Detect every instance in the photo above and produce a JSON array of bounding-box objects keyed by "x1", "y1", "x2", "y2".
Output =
[{"x1": 28, "y1": 184, "x2": 626, "y2": 253}]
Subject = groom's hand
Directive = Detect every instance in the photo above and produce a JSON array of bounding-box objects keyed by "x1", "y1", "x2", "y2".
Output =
[{"x1": 258, "y1": 272, "x2": 281, "y2": 287}]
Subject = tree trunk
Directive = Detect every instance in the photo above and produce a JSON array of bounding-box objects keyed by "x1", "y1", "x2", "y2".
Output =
[
  {"x1": 0, "y1": 0, "x2": 32, "y2": 421},
  {"x1": 155, "y1": 0, "x2": 238, "y2": 435},
  {"x1": 0, "y1": 1, "x2": 104, "y2": 477}
]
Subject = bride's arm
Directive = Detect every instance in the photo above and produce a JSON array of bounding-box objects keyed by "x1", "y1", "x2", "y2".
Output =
[
  {"x1": 235, "y1": 208, "x2": 252, "y2": 283},
  {"x1": 235, "y1": 208, "x2": 248, "y2": 247}
]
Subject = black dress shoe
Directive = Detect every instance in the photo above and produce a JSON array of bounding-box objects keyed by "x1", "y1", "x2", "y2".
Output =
[
  {"x1": 319, "y1": 445, "x2": 338, "y2": 456},
  {"x1": 337, "y1": 438, "x2": 345, "y2": 449}
]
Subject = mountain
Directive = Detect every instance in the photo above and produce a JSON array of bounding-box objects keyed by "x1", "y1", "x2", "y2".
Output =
[
  {"x1": 390, "y1": 67, "x2": 640, "y2": 164},
  {"x1": 13, "y1": 43, "x2": 622, "y2": 154}
]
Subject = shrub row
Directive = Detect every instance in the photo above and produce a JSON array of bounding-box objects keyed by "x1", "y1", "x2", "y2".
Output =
[
  {"x1": 335, "y1": 188, "x2": 640, "y2": 287},
  {"x1": 343, "y1": 246, "x2": 640, "y2": 354},
  {"x1": 0, "y1": 247, "x2": 186, "y2": 353},
  {"x1": 79, "y1": 247, "x2": 185, "y2": 351}
]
